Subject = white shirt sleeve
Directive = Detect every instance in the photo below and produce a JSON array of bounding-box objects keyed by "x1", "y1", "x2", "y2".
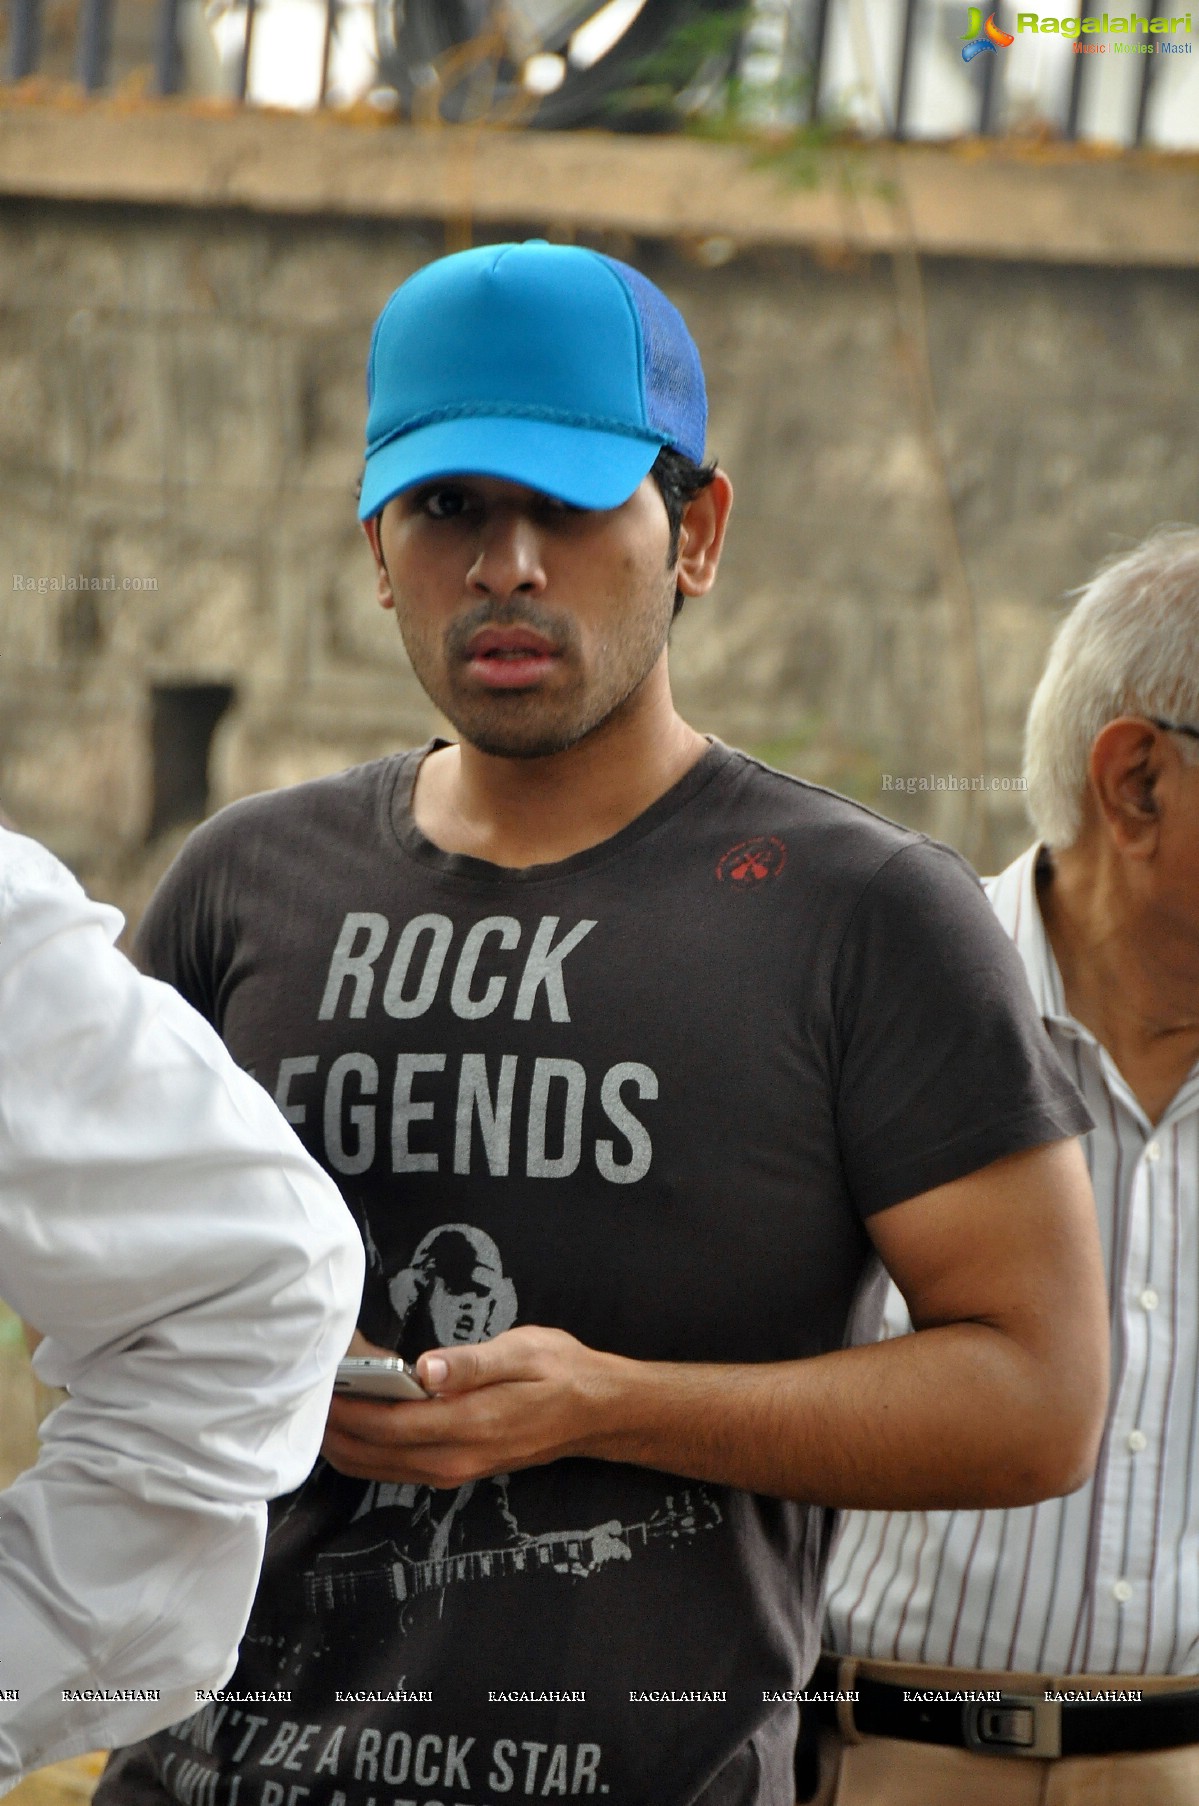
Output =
[{"x1": 0, "y1": 830, "x2": 365, "y2": 1785}]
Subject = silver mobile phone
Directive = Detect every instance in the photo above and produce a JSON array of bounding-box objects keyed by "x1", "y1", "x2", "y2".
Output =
[{"x1": 334, "y1": 1356, "x2": 430, "y2": 1401}]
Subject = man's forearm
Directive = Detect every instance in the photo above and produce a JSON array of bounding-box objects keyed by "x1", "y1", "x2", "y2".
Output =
[
  {"x1": 326, "y1": 1144, "x2": 1108, "y2": 1506},
  {"x1": 586, "y1": 1321, "x2": 1099, "y2": 1510},
  {"x1": 325, "y1": 1310, "x2": 1105, "y2": 1510}
]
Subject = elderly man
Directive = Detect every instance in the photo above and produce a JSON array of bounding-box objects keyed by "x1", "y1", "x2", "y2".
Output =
[{"x1": 821, "y1": 525, "x2": 1199, "y2": 1804}]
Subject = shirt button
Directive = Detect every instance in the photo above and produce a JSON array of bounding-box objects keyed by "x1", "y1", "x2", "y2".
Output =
[
  {"x1": 1140, "y1": 1288, "x2": 1160, "y2": 1312},
  {"x1": 1127, "y1": 1429, "x2": 1148, "y2": 1453},
  {"x1": 1145, "y1": 1142, "x2": 1161, "y2": 1162},
  {"x1": 1113, "y1": 1579, "x2": 1134, "y2": 1604}
]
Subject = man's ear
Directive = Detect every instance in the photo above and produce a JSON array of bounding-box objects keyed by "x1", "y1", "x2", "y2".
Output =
[
  {"x1": 362, "y1": 514, "x2": 395, "y2": 612},
  {"x1": 1087, "y1": 717, "x2": 1170, "y2": 857},
  {"x1": 675, "y1": 470, "x2": 734, "y2": 601}
]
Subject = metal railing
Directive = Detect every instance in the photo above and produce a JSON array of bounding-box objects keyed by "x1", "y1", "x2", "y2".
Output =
[
  {"x1": 2, "y1": 0, "x2": 1195, "y2": 148},
  {"x1": 5, "y1": 0, "x2": 343, "y2": 99}
]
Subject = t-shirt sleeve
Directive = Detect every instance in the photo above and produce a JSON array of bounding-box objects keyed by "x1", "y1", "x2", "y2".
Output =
[
  {"x1": 831, "y1": 838, "x2": 1092, "y2": 1217},
  {"x1": 134, "y1": 818, "x2": 234, "y2": 1026}
]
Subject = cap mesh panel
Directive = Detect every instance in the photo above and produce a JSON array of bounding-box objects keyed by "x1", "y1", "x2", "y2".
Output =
[{"x1": 598, "y1": 255, "x2": 707, "y2": 463}]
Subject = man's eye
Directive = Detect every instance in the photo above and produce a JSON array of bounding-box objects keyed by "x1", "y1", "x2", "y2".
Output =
[
  {"x1": 422, "y1": 488, "x2": 471, "y2": 519},
  {"x1": 536, "y1": 497, "x2": 585, "y2": 523}
]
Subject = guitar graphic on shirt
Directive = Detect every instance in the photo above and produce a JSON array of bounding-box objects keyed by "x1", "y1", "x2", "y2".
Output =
[{"x1": 303, "y1": 1489, "x2": 722, "y2": 1613}]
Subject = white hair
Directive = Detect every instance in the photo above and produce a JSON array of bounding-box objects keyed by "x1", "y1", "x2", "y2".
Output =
[{"x1": 1024, "y1": 526, "x2": 1199, "y2": 849}]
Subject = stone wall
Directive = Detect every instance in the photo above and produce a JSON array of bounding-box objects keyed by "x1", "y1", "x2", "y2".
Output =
[{"x1": 1, "y1": 138, "x2": 1197, "y2": 920}]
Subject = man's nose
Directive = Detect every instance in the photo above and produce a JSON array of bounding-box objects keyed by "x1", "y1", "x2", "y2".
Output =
[{"x1": 467, "y1": 509, "x2": 547, "y2": 599}]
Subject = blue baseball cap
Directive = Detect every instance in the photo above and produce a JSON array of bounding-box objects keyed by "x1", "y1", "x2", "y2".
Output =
[{"x1": 359, "y1": 240, "x2": 707, "y2": 520}]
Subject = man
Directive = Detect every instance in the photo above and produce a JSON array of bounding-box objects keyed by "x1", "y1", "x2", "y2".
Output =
[
  {"x1": 99, "y1": 240, "x2": 1107, "y2": 1806},
  {"x1": 388, "y1": 1223, "x2": 518, "y2": 1356},
  {"x1": 0, "y1": 825, "x2": 364, "y2": 1789},
  {"x1": 822, "y1": 526, "x2": 1199, "y2": 1804}
]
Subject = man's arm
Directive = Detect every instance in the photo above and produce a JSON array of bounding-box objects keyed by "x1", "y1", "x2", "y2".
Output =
[
  {"x1": 0, "y1": 832, "x2": 364, "y2": 1786},
  {"x1": 323, "y1": 1136, "x2": 1107, "y2": 1509}
]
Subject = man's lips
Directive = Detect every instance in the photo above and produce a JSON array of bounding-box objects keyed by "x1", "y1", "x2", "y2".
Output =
[{"x1": 463, "y1": 625, "x2": 563, "y2": 689}]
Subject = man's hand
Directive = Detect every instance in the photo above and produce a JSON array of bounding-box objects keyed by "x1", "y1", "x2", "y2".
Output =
[
  {"x1": 322, "y1": 1326, "x2": 616, "y2": 1489},
  {"x1": 324, "y1": 1139, "x2": 1109, "y2": 1509}
]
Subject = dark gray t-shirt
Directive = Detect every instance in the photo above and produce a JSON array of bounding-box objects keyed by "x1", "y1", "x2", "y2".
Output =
[{"x1": 99, "y1": 740, "x2": 1089, "y2": 1806}]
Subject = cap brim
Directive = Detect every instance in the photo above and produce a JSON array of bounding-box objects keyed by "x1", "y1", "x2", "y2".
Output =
[{"x1": 358, "y1": 415, "x2": 665, "y2": 520}]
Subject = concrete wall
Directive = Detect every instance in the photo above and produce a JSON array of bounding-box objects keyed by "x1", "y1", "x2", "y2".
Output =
[{"x1": 2, "y1": 118, "x2": 1197, "y2": 919}]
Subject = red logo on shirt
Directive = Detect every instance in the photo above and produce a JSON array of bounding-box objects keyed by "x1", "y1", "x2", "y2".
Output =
[{"x1": 716, "y1": 836, "x2": 787, "y2": 886}]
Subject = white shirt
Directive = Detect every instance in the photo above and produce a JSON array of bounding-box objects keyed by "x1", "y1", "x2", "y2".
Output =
[
  {"x1": 826, "y1": 843, "x2": 1199, "y2": 1676},
  {"x1": 0, "y1": 829, "x2": 365, "y2": 1785}
]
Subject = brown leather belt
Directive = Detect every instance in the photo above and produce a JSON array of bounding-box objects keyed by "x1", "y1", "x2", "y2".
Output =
[{"x1": 810, "y1": 1655, "x2": 1199, "y2": 1759}]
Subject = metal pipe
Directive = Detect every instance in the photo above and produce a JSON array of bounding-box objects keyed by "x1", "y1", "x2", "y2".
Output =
[
  {"x1": 237, "y1": 0, "x2": 259, "y2": 101},
  {"x1": 1133, "y1": 18, "x2": 1159, "y2": 143},
  {"x1": 1064, "y1": 36, "x2": 1087, "y2": 134},
  {"x1": 894, "y1": 0, "x2": 920, "y2": 138},
  {"x1": 9, "y1": 0, "x2": 43, "y2": 80},
  {"x1": 978, "y1": 38, "x2": 998, "y2": 132},
  {"x1": 1062, "y1": 0, "x2": 1090, "y2": 137},
  {"x1": 76, "y1": 0, "x2": 114, "y2": 91},
  {"x1": 806, "y1": 0, "x2": 834, "y2": 119},
  {"x1": 155, "y1": 0, "x2": 184, "y2": 93},
  {"x1": 318, "y1": 0, "x2": 339, "y2": 104}
]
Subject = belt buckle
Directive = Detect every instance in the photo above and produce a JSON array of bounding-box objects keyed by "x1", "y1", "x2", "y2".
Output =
[{"x1": 963, "y1": 1692, "x2": 1062, "y2": 1759}]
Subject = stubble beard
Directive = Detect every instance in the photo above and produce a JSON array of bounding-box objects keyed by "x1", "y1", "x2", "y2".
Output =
[{"x1": 395, "y1": 577, "x2": 677, "y2": 761}]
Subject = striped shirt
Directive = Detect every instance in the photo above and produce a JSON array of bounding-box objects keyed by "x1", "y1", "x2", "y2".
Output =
[{"x1": 825, "y1": 842, "x2": 1199, "y2": 1676}]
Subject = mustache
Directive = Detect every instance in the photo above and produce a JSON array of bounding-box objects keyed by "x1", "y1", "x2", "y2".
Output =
[{"x1": 444, "y1": 600, "x2": 579, "y2": 662}]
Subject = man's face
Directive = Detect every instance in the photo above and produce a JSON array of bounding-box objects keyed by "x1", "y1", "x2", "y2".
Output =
[
  {"x1": 370, "y1": 474, "x2": 678, "y2": 759},
  {"x1": 427, "y1": 1277, "x2": 492, "y2": 1345},
  {"x1": 1159, "y1": 744, "x2": 1199, "y2": 945}
]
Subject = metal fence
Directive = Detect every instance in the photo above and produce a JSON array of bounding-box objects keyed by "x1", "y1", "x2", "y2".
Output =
[
  {"x1": 3, "y1": 0, "x2": 1196, "y2": 148},
  {"x1": 5, "y1": 0, "x2": 343, "y2": 101}
]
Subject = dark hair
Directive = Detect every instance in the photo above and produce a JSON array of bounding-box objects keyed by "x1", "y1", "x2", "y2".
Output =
[{"x1": 649, "y1": 446, "x2": 718, "y2": 618}]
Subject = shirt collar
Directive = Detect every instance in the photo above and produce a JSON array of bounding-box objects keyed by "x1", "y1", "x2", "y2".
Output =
[
  {"x1": 984, "y1": 842, "x2": 1074, "y2": 1031},
  {"x1": 987, "y1": 844, "x2": 1199, "y2": 1125}
]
